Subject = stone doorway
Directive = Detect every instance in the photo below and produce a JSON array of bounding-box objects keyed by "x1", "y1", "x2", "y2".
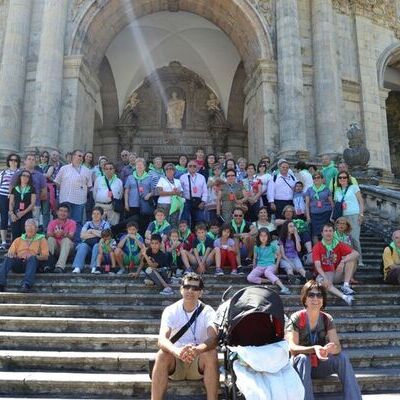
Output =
[{"x1": 386, "y1": 91, "x2": 400, "y2": 178}]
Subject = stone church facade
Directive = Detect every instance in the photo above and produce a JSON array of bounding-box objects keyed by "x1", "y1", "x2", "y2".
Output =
[{"x1": 0, "y1": 0, "x2": 399, "y2": 176}]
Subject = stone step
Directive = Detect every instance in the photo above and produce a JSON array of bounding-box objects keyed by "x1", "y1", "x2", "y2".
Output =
[
  {"x1": 0, "y1": 315, "x2": 399, "y2": 334},
  {"x1": 0, "y1": 303, "x2": 397, "y2": 320},
  {"x1": 1, "y1": 291, "x2": 398, "y2": 307},
  {"x1": 0, "y1": 368, "x2": 399, "y2": 397},
  {"x1": 0, "y1": 347, "x2": 399, "y2": 373}
]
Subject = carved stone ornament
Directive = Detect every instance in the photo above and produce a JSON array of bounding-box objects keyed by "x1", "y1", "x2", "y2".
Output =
[
  {"x1": 343, "y1": 123, "x2": 370, "y2": 169},
  {"x1": 332, "y1": 0, "x2": 400, "y2": 37}
]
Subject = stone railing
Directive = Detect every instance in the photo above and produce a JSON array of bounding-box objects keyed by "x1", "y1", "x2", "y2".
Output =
[{"x1": 360, "y1": 184, "x2": 400, "y2": 242}]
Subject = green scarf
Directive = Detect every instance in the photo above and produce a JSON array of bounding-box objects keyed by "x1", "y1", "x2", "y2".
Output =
[
  {"x1": 175, "y1": 165, "x2": 187, "y2": 173},
  {"x1": 152, "y1": 220, "x2": 170, "y2": 234},
  {"x1": 127, "y1": 234, "x2": 141, "y2": 257},
  {"x1": 312, "y1": 184, "x2": 326, "y2": 200},
  {"x1": 101, "y1": 239, "x2": 113, "y2": 253},
  {"x1": 232, "y1": 220, "x2": 245, "y2": 234},
  {"x1": 207, "y1": 231, "x2": 217, "y2": 241},
  {"x1": 38, "y1": 163, "x2": 48, "y2": 170},
  {"x1": 208, "y1": 168, "x2": 214, "y2": 177},
  {"x1": 15, "y1": 185, "x2": 31, "y2": 201},
  {"x1": 179, "y1": 229, "x2": 191, "y2": 242},
  {"x1": 196, "y1": 240, "x2": 206, "y2": 256},
  {"x1": 132, "y1": 170, "x2": 149, "y2": 181},
  {"x1": 334, "y1": 231, "x2": 351, "y2": 246},
  {"x1": 293, "y1": 218, "x2": 307, "y2": 233},
  {"x1": 170, "y1": 195, "x2": 184, "y2": 215},
  {"x1": 21, "y1": 233, "x2": 45, "y2": 241},
  {"x1": 104, "y1": 174, "x2": 117, "y2": 187},
  {"x1": 321, "y1": 237, "x2": 339, "y2": 253},
  {"x1": 390, "y1": 242, "x2": 400, "y2": 257},
  {"x1": 149, "y1": 164, "x2": 164, "y2": 175},
  {"x1": 322, "y1": 161, "x2": 336, "y2": 172}
]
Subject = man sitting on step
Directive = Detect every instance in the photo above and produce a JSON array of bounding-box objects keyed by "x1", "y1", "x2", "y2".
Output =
[
  {"x1": 382, "y1": 230, "x2": 400, "y2": 285},
  {"x1": 0, "y1": 218, "x2": 48, "y2": 292},
  {"x1": 151, "y1": 272, "x2": 219, "y2": 400}
]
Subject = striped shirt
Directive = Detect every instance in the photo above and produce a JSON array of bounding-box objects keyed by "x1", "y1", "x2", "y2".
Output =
[
  {"x1": 0, "y1": 169, "x2": 19, "y2": 197},
  {"x1": 54, "y1": 164, "x2": 92, "y2": 205}
]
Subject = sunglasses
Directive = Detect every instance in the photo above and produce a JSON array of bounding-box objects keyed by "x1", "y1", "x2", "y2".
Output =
[
  {"x1": 233, "y1": 214, "x2": 243, "y2": 217},
  {"x1": 259, "y1": 164, "x2": 266, "y2": 168},
  {"x1": 313, "y1": 176, "x2": 322, "y2": 179},
  {"x1": 338, "y1": 176, "x2": 348, "y2": 180},
  {"x1": 104, "y1": 167, "x2": 114, "y2": 170},
  {"x1": 182, "y1": 284, "x2": 201, "y2": 291},
  {"x1": 307, "y1": 292, "x2": 323, "y2": 299}
]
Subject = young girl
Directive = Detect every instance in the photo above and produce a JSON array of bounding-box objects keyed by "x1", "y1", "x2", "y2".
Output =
[
  {"x1": 95, "y1": 229, "x2": 117, "y2": 274},
  {"x1": 247, "y1": 228, "x2": 290, "y2": 294},
  {"x1": 213, "y1": 223, "x2": 238, "y2": 275},
  {"x1": 334, "y1": 217, "x2": 353, "y2": 247},
  {"x1": 279, "y1": 221, "x2": 311, "y2": 285},
  {"x1": 165, "y1": 229, "x2": 184, "y2": 277}
]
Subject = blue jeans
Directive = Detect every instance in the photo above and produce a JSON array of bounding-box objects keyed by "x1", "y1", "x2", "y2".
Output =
[
  {"x1": 182, "y1": 201, "x2": 206, "y2": 229},
  {"x1": 0, "y1": 256, "x2": 39, "y2": 287},
  {"x1": 65, "y1": 202, "x2": 85, "y2": 226},
  {"x1": 41, "y1": 200, "x2": 51, "y2": 231},
  {"x1": 72, "y1": 243, "x2": 99, "y2": 271},
  {"x1": 0, "y1": 194, "x2": 9, "y2": 230}
]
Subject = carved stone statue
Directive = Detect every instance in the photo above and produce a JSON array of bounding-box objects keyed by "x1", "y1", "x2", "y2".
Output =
[
  {"x1": 206, "y1": 93, "x2": 221, "y2": 112},
  {"x1": 343, "y1": 123, "x2": 370, "y2": 170},
  {"x1": 166, "y1": 92, "x2": 185, "y2": 129},
  {"x1": 124, "y1": 92, "x2": 140, "y2": 113}
]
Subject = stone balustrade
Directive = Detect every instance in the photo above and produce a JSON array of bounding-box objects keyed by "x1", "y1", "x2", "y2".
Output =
[{"x1": 360, "y1": 184, "x2": 400, "y2": 241}]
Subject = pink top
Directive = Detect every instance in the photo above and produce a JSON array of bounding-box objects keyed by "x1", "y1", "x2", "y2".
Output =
[{"x1": 47, "y1": 219, "x2": 77, "y2": 245}]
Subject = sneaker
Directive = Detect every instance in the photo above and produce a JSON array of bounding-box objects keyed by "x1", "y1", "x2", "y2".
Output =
[
  {"x1": 183, "y1": 268, "x2": 193, "y2": 275},
  {"x1": 160, "y1": 287, "x2": 174, "y2": 295},
  {"x1": 341, "y1": 284, "x2": 355, "y2": 296},
  {"x1": 54, "y1": 267, "x2": 64, "y2": 274},
  {"x1": 215, "y1": 269, "x2": 224, "y2": 276},
  {"x1": 287, "y1": 275, "x2": 296, "y2": 285},
  {"x1": 280, "y1": 287, "x2": 291, "y2": 295},
  {"x1": 175, "y1": 269, "x2": 183, "y2": 278},
  {"x1": 20, "y1": 283, "x2": 31, "y2": 293},
  {"x1": 72, "y1": 267, "x2": 81, "y2": 274},
  {"x1": 343, "y1": 294, "x2": 354, "y2": 306},
  {"x1": 244, "y1": 257, "x2": 253, "y2": 266},
  {"x1": 117, "y1": 268, "x2": 126, "y2": 275},
  {"x1": 144, "y1": 279, "x2": 155, "y2": 286},
  {"x1": 43, "y1": 265, "x2": 53, "y2": 273},
  {"x1": 92, "y1": 267, "x2": 101, "y2": 275},
  {"x1": 305, "y1": 271, "x2": 314, "y2": 281},
  {"x1": 0, "y1": 243, "x2": 8, "y2": 251},
  {"x1": 170, "y1": 276, "x2": 181, "y2": 284},
  {"x1": 0, "y1": 285, "x2": 6, "y2": 292},
  {"x1": 230, "y1": 269, "x2": 238, "y2": 275}
]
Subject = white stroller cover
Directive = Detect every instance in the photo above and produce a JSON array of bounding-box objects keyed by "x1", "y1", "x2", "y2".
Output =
[{"x1": 228, "y1": 340, "x2": 304, "y2": 400}]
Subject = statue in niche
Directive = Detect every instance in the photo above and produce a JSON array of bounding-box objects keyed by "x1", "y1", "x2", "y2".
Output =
[
  {"x1": 206, "y1": 92, "x2": 221, "y2": 112},
  {"x1": 166, "y1": 92, "x2": 185, "y2": 129},
  {"x1": 124, "y1": 92, "x2": 140, "y2": 113}
]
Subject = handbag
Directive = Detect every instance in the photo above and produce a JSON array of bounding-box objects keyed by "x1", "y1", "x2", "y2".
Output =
[
  {"x1": 148, "y1": 302, "x2": 205, "y2": 379},
  {"x1": 188, "y1": 175, "x2": 202, "y2": 209},
  {"x1": 332, "y1": 186, "x2": 349, "y2": 221},
  {"x1": 104, "y1": 176, "x2": 124, "y2": 214}
]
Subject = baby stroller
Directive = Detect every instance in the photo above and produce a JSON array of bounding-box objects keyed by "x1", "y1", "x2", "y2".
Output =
[{"x1": 217, "y1": 286, "x2": 304, "y2": 400}]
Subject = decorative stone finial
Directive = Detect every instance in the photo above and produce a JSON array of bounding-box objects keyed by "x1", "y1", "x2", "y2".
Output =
[{"x1": 343, "y1": 123, "x2": 370, "y2": 170}]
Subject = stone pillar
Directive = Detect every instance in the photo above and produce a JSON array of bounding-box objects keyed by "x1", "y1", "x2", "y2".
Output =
[
  {"x1": 311, "y1": 0, "x2": 343, "y2": 156},
  {"x1": 379, "y1": 88, "x2": 392, "y2": 173},
  {"x1": 276, "y1": 0, "x2": 307, "y2": 156},
  {"x1": 0, "y1": 0, "x2": 32, "y2": 156},
  {"x1": 29, "y1": 0, "x2": 68, "y2": 151},
  {"x1": 244, "y1": 60, "x2": 279, "y2": 162}
]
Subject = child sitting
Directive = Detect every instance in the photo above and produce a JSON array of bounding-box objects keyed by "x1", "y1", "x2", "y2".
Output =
[
  {"x1": 178, "y1": 220, "x2": 195, "y2": 252},
  {"x1": 95, "y1": 228, "x2": 117, "y2": 274},
  {"x1": 279, "y1": 221, "x2": 311, "y2": 284},
  {"x1": 293, "y1": 182, "x2": 306, "y2": 219},
  {"x1": 137, "y1": 233, "x2": 174, "y2": 295},
  {"x1": 181, "y1": 223, "x2": 221, "y2": 274},
  {"x1": 207, "y1": 220, "x2": 220, "y2": 242},
  {"x1": 114, "y1": 222, "x2": 144, "y2": 275},
  {"x1": 165, "y1": 229, "x2": 185, "y2": 278},
  {"x1": 213, "y1": 223, "x2": 238, "y2": 275},
  {"x1": 145, "y1": 208, "x2": 171, "y2": 247},
  {"x1": 247, "y1": 228, "x2": 290, "y2": 294}
]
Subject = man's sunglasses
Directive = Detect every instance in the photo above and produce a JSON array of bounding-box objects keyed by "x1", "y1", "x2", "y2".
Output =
[{"x1": 182, "y1": 284, "x2": 201, "y2": 291}]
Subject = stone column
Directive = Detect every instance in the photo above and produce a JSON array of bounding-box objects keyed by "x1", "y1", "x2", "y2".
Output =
[
  {"x1": 276, "y1": 0, "x2": 307, "y2": 156},
  {"x1": 311, "y1": 0, "x2": 343, "y2": 156},
  {"x1": 0, "y1": 0, "x2": 32, "y2": 155},
  {"x1": 29, "y1": 0, "x2": 68, "y2": 151},
  {"x1": 244, "y1": 60, "x2": 279, "y2": 162}
]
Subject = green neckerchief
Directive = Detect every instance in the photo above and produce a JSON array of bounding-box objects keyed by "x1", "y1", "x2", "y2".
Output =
[
  {"x1": 208, "y1": 168, "x2": 214, "y2": 177},
  {"x1": 152, "y1": 220, "x2": 170, "y2": 234},
  {"x1": 38, "y1": 163, "x2": 48, "y2": 170},
  {"x1": 15, "y1": 185, "x2": 31, "y2": 201},
  {"x1": 390, "y1": 242, "x2": 400, "y2": 257},
  {"x1": 83, "y1": 163, "x2": 92, "y2": 169},
  {"x1": 170, "y1": 195, "x2": 184, "y2": 215},
  {"x1": 334, "y1": 231, "x2": 352, "y2": 246},
  {"x1": 175, "y1": 165, "x2": 187, "y2": 173},
  {"x1": 207, "y1": 231, "x2": 217, "y2": 241},
  {"x1": 132, "y1": 170, "x2": 149, "y2": 181},
  {"x1": 179, "y1": 228, "x2": 191, "y2": 242},
  {"x1": 21, "y1": 233, "x2": 45, "y2": 241},
  {"x1": 104, "y1": 174, "x2": 117, "y2": 187},
  {"x1": 321, "y1": 237, "x2": 339, "y2": 253},
  {"x1": 232, "y1": 219, "x2": 245, "y2": 234},
  {"x1": 322, "y1": 161, "x2": 336, "y2": 172},
  {"x1": 196, "y1": 239, "x2": 206, "y2": 256},
  {"x1": 148, "y1": 164, "x2": 164, "y2": 175},
  {"x1": 312, "y1": 184, "x2": 326, "y2": 200},
  {"x1": 293, "y1": 218, "x2": 307, "y2": 233},
  {"x1": 127, "y1": 234, "x2": 141, "y2": 257},
  {"x1": 101, "y1": 239, "x2": 113, "y2": 253}
]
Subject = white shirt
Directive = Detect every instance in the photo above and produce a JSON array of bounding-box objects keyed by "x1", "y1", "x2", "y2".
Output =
[
  {"x1": 297, "y1": 170, "x2": 313, "y2": 193},
  {"x1": 93, "y1": 175, "x2": 123, "y2": 203},
  {"x1": 156, "y1": 176, "x2": 183, "y2": 205},
  {"x1": 160, "y1": 299, "x2": 216, "y2": 348}
]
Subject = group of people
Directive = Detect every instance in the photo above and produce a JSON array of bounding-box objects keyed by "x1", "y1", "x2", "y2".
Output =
[{"x1": 0, "y1": 149, "x2": 370, "y2": 304}]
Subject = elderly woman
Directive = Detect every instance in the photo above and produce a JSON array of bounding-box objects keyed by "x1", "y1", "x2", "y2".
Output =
[
  {"x1": 286, "y1": 281, "x2": 362, "y2": 400},
  {"x1": 216, "y1": 168, "x2": 247, "y2": 223}
]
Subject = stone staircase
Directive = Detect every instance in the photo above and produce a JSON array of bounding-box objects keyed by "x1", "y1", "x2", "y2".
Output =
[{"x1": 0, "y1": 229, "x2": 399, "y2": 399}]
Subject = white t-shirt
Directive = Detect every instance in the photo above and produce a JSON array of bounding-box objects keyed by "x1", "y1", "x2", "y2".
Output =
[
  {"x1": 157, "y1": 177, "x2": 183, "y2": 205},
  {"x1": 160, "y1": 299, "x2": 216, "y2": 348}
]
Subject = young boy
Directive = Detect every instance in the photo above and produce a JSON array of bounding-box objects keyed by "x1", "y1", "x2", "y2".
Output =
[
  {"x1": 115, "y1": 222, "x2": 144, "y2": 275},
  {"x1": 165, "y1": 229, "x2": 184, "y2": 278},
  {"x1": 293, "y1": 182, "x2": 306, "y2": 219},
  {"x1": 181, "y1": 223, "x2": 221, "y2": 274},
  {"x1": 145, "y1": 208, "x2": 171, "y2": 247},
  {"x1": 137, "y1": 234, "x2": 174, "y2": 295},
  {"x1": 178, "y1": 220, "x2": 195, "y2": 252},
  {"x1": 95, "y1": 229, "x2": 117, "y2": 274},
  {"x1": 207, "y1": 220, "x2": 220, "y2": 242}
]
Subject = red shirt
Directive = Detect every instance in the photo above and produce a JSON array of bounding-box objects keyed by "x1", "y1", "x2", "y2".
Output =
[
  {"x1": 47, "y1": 219, "x2": 77, "y2": 245},
  {"x1": 312, "y1": 241, "x2": 352, "y2": 272}
]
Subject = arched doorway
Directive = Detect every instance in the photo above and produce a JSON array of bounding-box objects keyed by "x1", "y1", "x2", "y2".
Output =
[{"x1": 67, "y1": 0, "x2": 276, "y2": 161}]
